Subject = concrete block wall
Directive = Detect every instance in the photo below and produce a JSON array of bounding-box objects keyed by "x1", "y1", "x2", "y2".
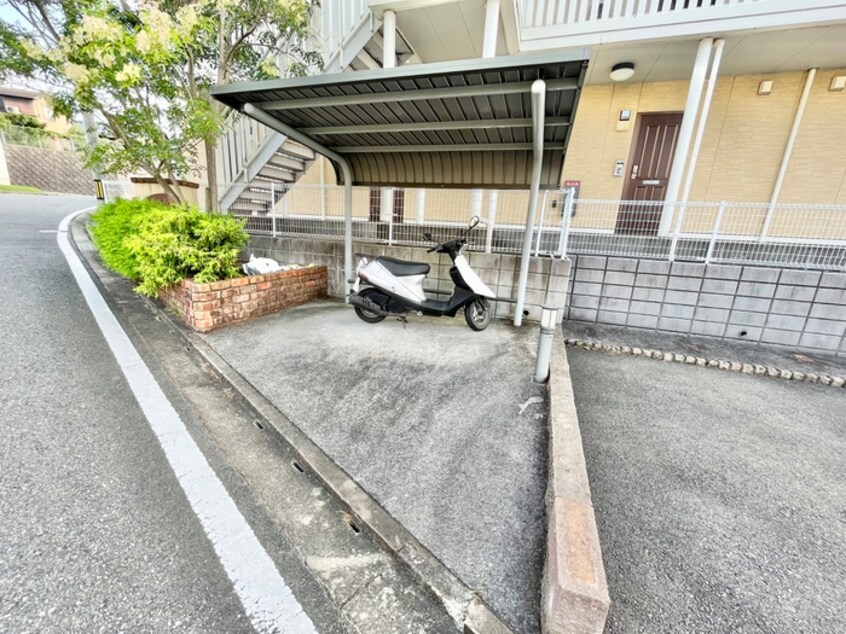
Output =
[
  {"x1": 246, "y1": 235, "x2": 571, "y2": 323},
  {"x1": 3, "y1": 144, "x2": 93, "y2": 195},
  {"x1": 567, "y1": 255, "x2": 846, "y2": 356}
]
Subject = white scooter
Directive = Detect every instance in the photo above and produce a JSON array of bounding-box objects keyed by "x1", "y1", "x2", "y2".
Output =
[{"x1": 349, "y1": 216, "x2": 496, "y2": 331}]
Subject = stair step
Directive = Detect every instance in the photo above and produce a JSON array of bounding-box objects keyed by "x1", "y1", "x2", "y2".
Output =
[
  {"x1": 278, "y1": 140, "x2": 315, "y2": 161},
  {"x1": 266, "y1": 154, "x2": 306, "y2": 172},
  {"x1": 259, "y1": 165, "x2": 297, "y2": 182}
]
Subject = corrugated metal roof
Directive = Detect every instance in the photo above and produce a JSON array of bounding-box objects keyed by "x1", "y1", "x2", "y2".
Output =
[{"x1": 212, "y1": 53, "x2": 588, "y2": 189}]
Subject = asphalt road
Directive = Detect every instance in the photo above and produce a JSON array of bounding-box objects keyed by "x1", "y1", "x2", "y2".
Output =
[
  {"x1": 567, "y1": 346, "x2": 846, "y2": 633},
  {"x1": 0, "y1": 195, "x2": 341, "y2": 632}
]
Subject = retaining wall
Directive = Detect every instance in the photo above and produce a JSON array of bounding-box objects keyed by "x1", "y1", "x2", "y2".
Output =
[
  {"x1": 3, "y1": 143, "x2": 93, "y2": 195},
  {"x1": 246, "y1": 235, "x2": 572, "y2": 323},
  {"x1": 566, "y1": 255, "x2": 846, "y2": 356}
]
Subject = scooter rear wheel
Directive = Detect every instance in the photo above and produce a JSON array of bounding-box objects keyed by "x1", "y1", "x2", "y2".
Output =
[
  {"x1": 354, "y1": 287, "x2": 387, "y2": 323},
  {"x1": 464, "y1": 298, "x2": 491, "y2": 331}
]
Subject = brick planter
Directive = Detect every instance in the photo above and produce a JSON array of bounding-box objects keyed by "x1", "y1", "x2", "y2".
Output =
[{"x1": 159, "y1": 266, "x2": 327, "y2": 333}]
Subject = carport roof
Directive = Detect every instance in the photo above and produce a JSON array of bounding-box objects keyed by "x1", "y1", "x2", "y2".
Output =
[{"x1": 212, "y1": 53, "x2": 588, "y2": 189}]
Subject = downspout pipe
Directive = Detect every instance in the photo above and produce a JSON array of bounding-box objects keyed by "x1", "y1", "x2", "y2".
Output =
[
  {"x1": 482, "y1": 0, "x2": 501, "y2": 59},
  {"x1": 660, "y1": 37, "x2": 713, "y2": 235},
  {"x1": 243, "y1": 103, "x2": 355, "y2": 299},
  {"x1": 761, "y1": 67, "x2": 817, "y2": 238},
  {"x1": 514, "y1": 79, "x2": 546, "y2": 328},
  {"x1": 680, "y1": 39, "x2": 724, "y2": 207}
]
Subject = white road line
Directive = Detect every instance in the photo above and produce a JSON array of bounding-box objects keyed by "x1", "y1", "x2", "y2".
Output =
[{"x1": 58, "y1": 208, "x2": 317, "y2": 634}]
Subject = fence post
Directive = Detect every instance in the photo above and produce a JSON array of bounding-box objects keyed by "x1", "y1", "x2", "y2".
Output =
[
  {"x1": 705, "y1": 201, "x2": 726, "y2": 264},
  {"x1": 534, "y1": 190, "x2": 548, "y2": 255},
  {"x1": 668, "y1": 201, "x2": 687, "y2": 262},
  {"x1": 485, "y1": 190, "x2": 498, "y2": 254},
  {"x1": 270, "y1": 182, "x2": 277, "y2": 237},
  {"x1": 388, "y1": 202, "x2": 394, "y2": 246},
  {"x1": 556, "y1": 187, "x2": 574, "y2": 258}
]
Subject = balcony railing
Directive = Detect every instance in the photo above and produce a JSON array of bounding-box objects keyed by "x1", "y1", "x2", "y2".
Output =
[{"x1": 516, "y1": 0, "x2": 844, "y2": 49}]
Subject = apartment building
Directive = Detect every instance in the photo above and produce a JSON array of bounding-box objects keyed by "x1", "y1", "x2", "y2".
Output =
[{"x1": 218, "y1": 0, "x2": 846, "y2": 244}]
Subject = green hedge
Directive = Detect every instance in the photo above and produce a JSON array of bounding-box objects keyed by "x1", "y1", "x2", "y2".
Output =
[{"x1": 90, "y1": 199, "x2": 248, "y2": 297}]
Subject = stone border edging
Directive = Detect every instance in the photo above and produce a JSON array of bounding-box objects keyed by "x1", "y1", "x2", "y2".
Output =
[
  {"x1": 563, "y1": 337, "x2": 846, "y2": 387},
  {"x1": 71, "y1": 213, "x2": 514, "y2": 634},
  {"x1": 543, "y1": 336, "x2": 611, "y2": 634}
]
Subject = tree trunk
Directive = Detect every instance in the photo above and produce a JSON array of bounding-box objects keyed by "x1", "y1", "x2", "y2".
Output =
[
  {"x1": 153, "y1": 174, "x2": 187, "y2": 207},
  {"x1": 204, "y1": 134, "x2": 220, "y2": 213}
]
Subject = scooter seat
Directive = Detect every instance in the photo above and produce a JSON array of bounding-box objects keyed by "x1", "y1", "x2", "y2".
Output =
[{"x1": 376, "y1": 256, "x2": 430, "y2": 277}]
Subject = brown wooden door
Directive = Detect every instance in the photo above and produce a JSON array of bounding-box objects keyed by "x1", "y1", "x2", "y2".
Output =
[{"x1": 615, "y1": 112, "x2": 682, "y2": 235}]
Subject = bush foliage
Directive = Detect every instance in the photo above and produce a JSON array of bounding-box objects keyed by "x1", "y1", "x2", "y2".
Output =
[{"x1": 90, "y1": 199, "x2": 248, "y2": 297}]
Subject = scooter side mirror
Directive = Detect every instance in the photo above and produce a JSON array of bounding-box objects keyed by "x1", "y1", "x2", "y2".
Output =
[
  {"x1": 422, "y1": 232, "x2": 434, "y2": 242},
  {"x1": 469, "y1": 215, "x2": 481, "y2": 230}
]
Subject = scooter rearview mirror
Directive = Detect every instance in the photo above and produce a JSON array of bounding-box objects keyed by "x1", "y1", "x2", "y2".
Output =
[{"x1": 469, "y1": 215, "x2": 480, "y2": 229}]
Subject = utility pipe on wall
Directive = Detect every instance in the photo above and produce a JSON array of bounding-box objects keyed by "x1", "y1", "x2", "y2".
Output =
[
  {"x1": 680, "y1": 39, "x2": 724, "y2": 207},
  {"x1": 660, "y1": 37, "x2": 714, "y2": 235},
  {"x1": 514, "y1": 79, "x2": 546, "y2": 328},
  {"x1": 761, "y1": 67, "x2": 817, "y2": 238}
]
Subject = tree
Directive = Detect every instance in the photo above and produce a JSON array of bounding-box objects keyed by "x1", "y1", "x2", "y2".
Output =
[{"x1": 0, "y1": 0, "x2": 321, "y2": 208}]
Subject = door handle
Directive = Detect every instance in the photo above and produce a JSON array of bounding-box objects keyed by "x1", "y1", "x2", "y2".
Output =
[{"x1": 631, "y1": 164, "x2": 639, "y2": 178}]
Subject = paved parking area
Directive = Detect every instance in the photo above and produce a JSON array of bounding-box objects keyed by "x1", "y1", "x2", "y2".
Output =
[
  {"x1": 568, "y1": 347, "x2": 846, "y2": 633},
  {"x1": 204, "y1": 302, "x2": 549, "y2": 632}
]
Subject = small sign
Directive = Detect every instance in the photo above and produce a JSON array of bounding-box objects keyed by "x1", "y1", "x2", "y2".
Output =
[
  {"x1": 94, "y1": 179, "x2": 105, "y2": 201},
  {"x1": 643, "y1": 179, "x2": 660, "y2": 185},
  {"x1": 614, "y1": 160, "x2": 625, "y2": 177}
]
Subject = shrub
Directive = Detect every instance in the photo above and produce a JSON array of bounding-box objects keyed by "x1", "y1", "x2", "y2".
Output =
[
  {"x1": 126, "y1": 207, "x2": 248, "y2": 297},
  {"x1": 90, "y1": 199, "x2": 248, "y2": 297},
  {"x1": 90, "y1": 198, "x2": 168, "y2": 280}
]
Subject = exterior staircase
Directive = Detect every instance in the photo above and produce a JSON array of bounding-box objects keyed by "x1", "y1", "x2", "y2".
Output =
[
  {"x1": 217, "y1": 0, "x2": 415, "y2": 214},
  {"x1": 218, "y1": 113, "x2": 316, "y2": 215}
]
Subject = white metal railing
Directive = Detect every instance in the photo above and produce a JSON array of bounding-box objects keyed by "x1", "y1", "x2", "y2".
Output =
[
  {"x1": 319, "y1": 0, "x2": 372, "y2": 71},
  {"x1": 217, "y1": 112, "x2": 276, "y2": 187},
  {"x1": 221, "y1": 183, "x2": 846, "y2": 271},
  {"x1": 516, "y1": 0, "x2": 839, "y2": 49}
]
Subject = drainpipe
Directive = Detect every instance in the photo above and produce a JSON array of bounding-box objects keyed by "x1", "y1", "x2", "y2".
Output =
[
  {"x1": 761, "y1": 68, "x2": 817, "y2": 238},
  {"x1": 680, "y1": 39, "x2": 724, "y2": 207},
  {"x1": 514, "y1": 79, "x2": 546, "y2": 327},
  {"x1": 383, "y1": 10, "x2": 396, "y2": 68},
  {"x1": 660, "y1": 37, "x2": 713, "y2": 235},
  {"x1": 243, "y1": 103, "x2": 355, "y2": 299}
]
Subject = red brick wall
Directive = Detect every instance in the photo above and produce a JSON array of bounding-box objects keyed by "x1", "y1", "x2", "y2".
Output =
[{"x1": 159, "y1": 266, "x2": 327, "y2": 333}]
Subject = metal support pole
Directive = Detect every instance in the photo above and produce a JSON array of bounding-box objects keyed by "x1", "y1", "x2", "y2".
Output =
[
  {"x1": 482, "y1": 0, "x2": 500, "y2": 58},
  {"x1": 762, "y1": 67, "x2": 817, "y2": 238},
  {"x1": 485, "y1": 190, "x2": 498, "y2": 254},
  {"x1": 534, "y1": 190, "x2": 548, "y2": 255},
  {"x1": 660, "y1": 37, "x2": 713, "y2": 235},
  {"x1": 514, "y1": 79, "x2": 546, "y2": 327},
  {"x1": 557, "y1": 187, "x2": 574, "y2": 258},
  {"x1": 270, "y1": 182, "x2": 277, "y2": 237},
  {"x1": 668, "y1": 202, "x2": 687, "y2": 262},
  {"x1": 383, "y1": 10, "x2": 396, "y2": 68},
  {"x1": 680, "y1": 39, "x2": 724, "y2": 207},
  {"x1": 470, "y1": 189, "x2": 483, "y2": 220},
  {"x1": 416, "y1": 189, "x2": 426, "y2": 224},
  {"x1": 705, "y1": 201, "x2": 726, "y2": 264},
  {"x1": 388, "y1": 196, "x2": 394, "y2": 246},
  {"x1": 534, "y1": 305, "x2": 557, "y2": 383},
  {"x1": 320, "y1": 159, "x2": 327, "y2": 219}
]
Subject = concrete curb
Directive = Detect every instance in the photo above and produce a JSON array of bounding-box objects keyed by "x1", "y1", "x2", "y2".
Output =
[
  {"x1": 71, "y1": 213, "x2": 514, "y2": 634},
  {"x1": 543, "y1": 336, "x2": 610, "y2": 634},
  {"x1": 563, "y1": 337, "x2": 846, "y2": 388}
]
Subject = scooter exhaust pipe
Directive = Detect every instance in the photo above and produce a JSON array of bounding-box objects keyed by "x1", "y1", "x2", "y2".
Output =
[{"x1": 349, "y1": 293, "x2": 394, "y2": 317}]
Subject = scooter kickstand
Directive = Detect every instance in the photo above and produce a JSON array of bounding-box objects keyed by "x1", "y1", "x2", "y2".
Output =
[{"x1": 397, "y1": 315, "x2": 408, "y2": 329}]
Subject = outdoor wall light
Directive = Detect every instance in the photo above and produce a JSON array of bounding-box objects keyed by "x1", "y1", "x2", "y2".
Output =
[
  {"x1": 830, "y1": 76, "x2": 846, "y2": 92},
  {"x1": 610, "y1": 62, "x2": 635, "y2": 82},
  {"x1": 758, "y1": 80, "x2": 774, "y2": 95}
]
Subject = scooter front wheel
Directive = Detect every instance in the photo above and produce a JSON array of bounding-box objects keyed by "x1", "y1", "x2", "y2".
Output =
[
  {"x1": 354, "y1": 287, "x2": 387, "y2": 323},
  {"x1": 464, "y1": 298, "x2": 491, "y2": 331}
]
